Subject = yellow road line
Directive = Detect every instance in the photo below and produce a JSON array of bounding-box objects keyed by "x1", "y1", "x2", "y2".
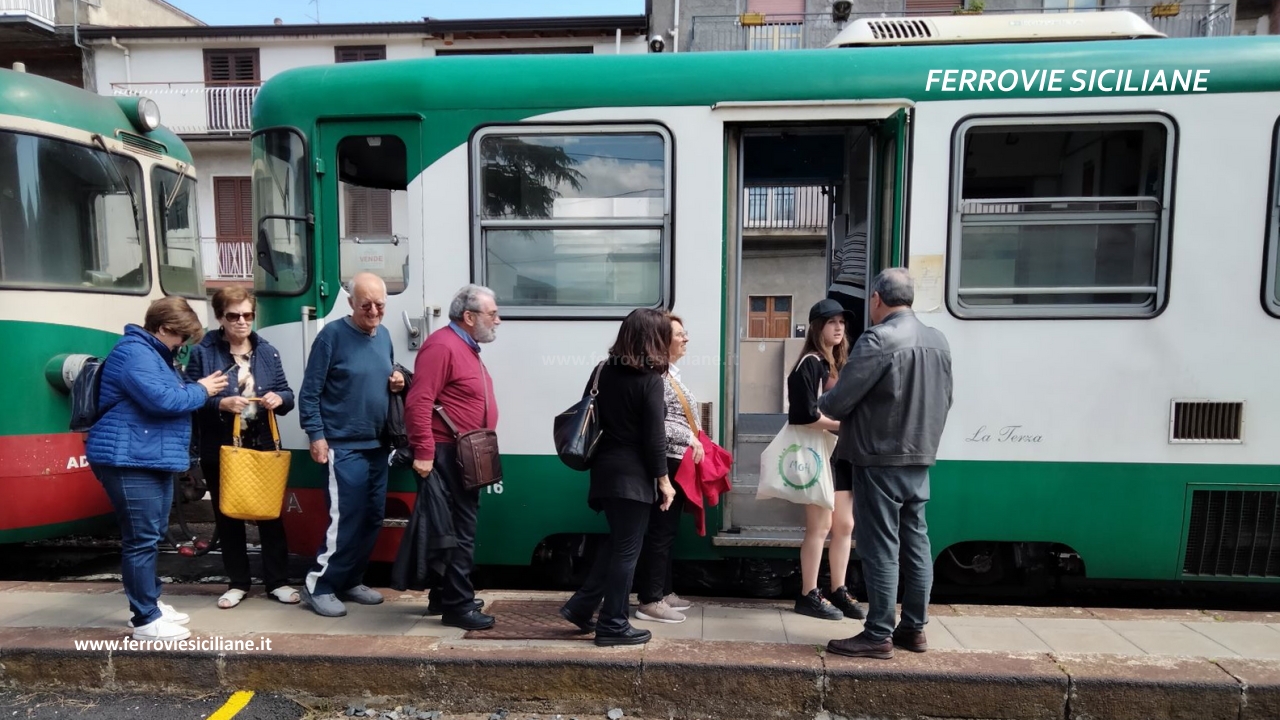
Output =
[{"x1": 207, "y1": 690, "x2": 255, "y2": 720}]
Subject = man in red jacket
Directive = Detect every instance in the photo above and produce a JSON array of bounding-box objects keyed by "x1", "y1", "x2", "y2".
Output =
[{"x1": 405, "y1": 284, "x2": 502, "y2": 630}]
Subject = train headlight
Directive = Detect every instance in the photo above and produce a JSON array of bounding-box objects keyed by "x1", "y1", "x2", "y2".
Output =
[
  {"x1": 137, "y1": 98, "x2": 161, "y2": 131},
  {"x1": 116, "y1": 96, "x2": 161, "y2": 133}
]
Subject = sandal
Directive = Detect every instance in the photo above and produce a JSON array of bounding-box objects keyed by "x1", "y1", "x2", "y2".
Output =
[
  {"x1": 218, "y1": 588, "x2": 247, "y2": 609},
  {"x1": 270, "y1": 586, "x2": 301, "y2": 604}
]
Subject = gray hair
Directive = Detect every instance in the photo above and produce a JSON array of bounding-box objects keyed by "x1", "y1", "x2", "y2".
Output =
[
  {"x1": 871, "y1": 268, "x2": 914, "y2": 308},
  {"x1": 448, "y1": 284, "x2": 496, "y2": 322}
]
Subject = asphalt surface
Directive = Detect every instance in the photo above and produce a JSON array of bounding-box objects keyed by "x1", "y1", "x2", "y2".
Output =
[
  {"x1": 0, "y1": 692, "x2": 667, "y2": 720},
  {"x1": 0, "y1": 690, "x2": 303, "y2": 719}
]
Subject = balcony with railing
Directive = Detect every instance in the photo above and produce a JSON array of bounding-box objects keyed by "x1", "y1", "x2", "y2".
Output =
[
  {"x1": 688, "y1": 4, "x2": 1233, "y2": 51},
  {"x1": 744, "y1": 186, "x2": 830, "y2": 235},
  {"x1": 201, "y1": 237, "x2": 254, "y2": 281},
  {"x1": 0, "y1": 0, "x2": 55, "y2": 31},
  {"x1": 112, "y1": 82, "x2": 260, "y2": 136}
]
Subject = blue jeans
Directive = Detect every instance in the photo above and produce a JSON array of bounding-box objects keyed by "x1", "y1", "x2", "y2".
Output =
[
  {"x1": 852, "y1": 465, "x2": 933, "y2": 642},
  {"x1": 92, "y1": 464, "x2": 172, "y2": 628}
]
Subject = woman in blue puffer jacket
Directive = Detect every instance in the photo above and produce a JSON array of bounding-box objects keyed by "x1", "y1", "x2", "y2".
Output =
[{"x1": 86, "y1": 296, "x2": 228, "y2": 642}]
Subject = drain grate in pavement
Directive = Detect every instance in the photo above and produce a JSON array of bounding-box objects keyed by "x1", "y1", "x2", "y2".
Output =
[{"x1": 462, "y1": 600, "x2": 593, "y2": 641}]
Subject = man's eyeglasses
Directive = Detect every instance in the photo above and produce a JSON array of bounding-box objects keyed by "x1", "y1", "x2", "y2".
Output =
[
  {"x1": 469, "y1": 309, "x2": 500, "y2": 320},
  {"x1": 359, "y1": 302, "x2": 387, "y2": 312},
  {"x1": 223, "y1": 312, "x2": 256, "y2": 323}
]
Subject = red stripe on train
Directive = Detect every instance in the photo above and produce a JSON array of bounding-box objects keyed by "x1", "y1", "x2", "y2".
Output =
[
  {"x1": 0, "y1": 433, "x2": 113, "y2": 531},
  {"x1": 281, "y1": 488, "x2": 414, "y2": 564}
]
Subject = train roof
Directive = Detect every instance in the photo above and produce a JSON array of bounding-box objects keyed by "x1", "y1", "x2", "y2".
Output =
[
  {"x1": 252, "y1": 34, "x2": 1280, "y2": 134},
  {"x1": 0, "y1": 68, "x2": 192, "y2": 165}
]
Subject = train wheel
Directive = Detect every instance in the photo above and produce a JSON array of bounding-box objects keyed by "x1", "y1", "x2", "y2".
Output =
[{"x1": 936, "y1": 541, "x2": 1007, "y2": 586}]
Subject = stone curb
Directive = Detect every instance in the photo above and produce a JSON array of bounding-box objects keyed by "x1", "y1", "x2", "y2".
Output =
[{"x1": 2, "y1": 627, "x2": 1278, "y2": 719}]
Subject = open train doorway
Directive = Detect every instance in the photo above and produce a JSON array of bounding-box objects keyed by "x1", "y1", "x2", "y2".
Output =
[{"x1": 716, "y1": 108, "x2": 910, "y2": 549}]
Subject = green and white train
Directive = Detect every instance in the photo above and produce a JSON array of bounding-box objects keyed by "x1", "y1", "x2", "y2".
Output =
[
  {"x1": 0, "y1": 66, "x2": 204, "y2": 543},
  {"x1": 244, "y1": 12, "x2": 1280, "y2": 588}
]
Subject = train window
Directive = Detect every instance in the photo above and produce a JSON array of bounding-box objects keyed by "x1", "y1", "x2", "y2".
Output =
[
  {"x1": 152, "y1": 167, "x2": 205, "y2": 300},
  {"x1": 948, "y1": 115, "x2": 1174, "y2": 319},
  {"x1": 336, "y1": 135, "x2": 410, "y2": 296},
  {"x1": 1266, "y1": 120, "x2": 1280, "y2": 317},
  {"x1": 251, "y1": 129, "x2": 309, "y2": 296},
  {"x1": 0, "y1": 131, "x2": 148, "y2": 294},
  {"x1": 472, "y1": 125, "x2": 671, "y2": 318}
]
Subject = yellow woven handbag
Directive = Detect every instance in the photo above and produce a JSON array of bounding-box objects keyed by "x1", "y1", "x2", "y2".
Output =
[{"x1": 219, "y1": 403, "x2": 291, "y2": 521}]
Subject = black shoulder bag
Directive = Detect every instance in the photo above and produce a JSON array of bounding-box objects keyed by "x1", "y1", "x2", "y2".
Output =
[{"x1": 553, "y1": 361, "x2": 604, "y2": 472}]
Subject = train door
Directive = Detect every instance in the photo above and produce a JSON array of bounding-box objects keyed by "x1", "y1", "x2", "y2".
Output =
[
  {"x1": 717, "y1": 108, "x2": 910, "y2": 550},
  {"x1": 313, "y1": 119, "x2": 425, "y2": 363}
]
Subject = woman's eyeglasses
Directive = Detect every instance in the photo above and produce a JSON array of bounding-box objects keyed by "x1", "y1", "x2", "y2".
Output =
[{"x1": 223, "y1": 312, "x2": 256, "y2": 323}]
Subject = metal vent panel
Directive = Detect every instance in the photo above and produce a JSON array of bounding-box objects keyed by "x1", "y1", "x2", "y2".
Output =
[
  {"x1": 1169, "y1": 400, "x2": 1243, "y2": 444},
  {"x1": 867, "y1": 19, "x2": 934, "y2": 41},
  {"x1": 1183, "y1": 489, "x2": 1280, "y2": 578},
  {"x1": 117, "y1": 132, "x2": 166, "y2": 158}
]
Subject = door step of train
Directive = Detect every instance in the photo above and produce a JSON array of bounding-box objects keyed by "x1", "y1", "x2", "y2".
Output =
[{"x1": 712, "y1": 526, "x2": 807, "y2": 548}]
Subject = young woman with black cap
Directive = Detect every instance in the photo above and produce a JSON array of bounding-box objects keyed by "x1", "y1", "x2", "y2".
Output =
[{"x1": 785, "y1": 299, "x2": 865, "y2": 621}]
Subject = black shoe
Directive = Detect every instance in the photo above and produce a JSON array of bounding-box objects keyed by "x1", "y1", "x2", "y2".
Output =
[
  {"x1": 559, "y1": 605, "x2": 597, "y2": 634},
  {"x1": 825, "y1": 586, "x2": 866, "y2": 620},
  {"x1": 594, "y1": 627, "x2": 651, "y2": 647},
  {"x1": 441, "y1": 609, "x2": 495, "y2": 631},
  {"x1": 795, "y1": 588, "x2": 844, "y2": 621},
  {"x1": 426, "y1": 596, "x2": 484, "y2": 617}
]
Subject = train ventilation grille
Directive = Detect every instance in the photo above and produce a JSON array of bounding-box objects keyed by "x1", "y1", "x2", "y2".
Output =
[
  {"x1": 117, "y1": 131, "x2": 166, "y2": 158},
  {"x1": 1183, "y1": 489, "x2": 1280, "y2": 578},
  {"x1": 1169, "y1": 400, "x2": 1243, "y2": 443},
  {"x1": 866, "y1": 19, "x2": 934, "y2": 41}
]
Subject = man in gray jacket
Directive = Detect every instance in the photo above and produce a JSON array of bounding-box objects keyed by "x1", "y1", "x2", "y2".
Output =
[{"x1": 818, "y1": 267, "x2": 953, "y2": 659}]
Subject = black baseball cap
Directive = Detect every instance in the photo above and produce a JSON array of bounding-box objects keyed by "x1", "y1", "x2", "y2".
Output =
[{"x1": 809, "y1": 298, "x2": 854, "y2": 323}]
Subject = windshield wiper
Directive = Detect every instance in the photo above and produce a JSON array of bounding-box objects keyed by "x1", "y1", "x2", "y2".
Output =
[
  {"x1": 90, "y1": 134, "x2": 139, "y2": 222},
  {"x1": 164, "y1": 165, "x2": 190, "y2": 211}
]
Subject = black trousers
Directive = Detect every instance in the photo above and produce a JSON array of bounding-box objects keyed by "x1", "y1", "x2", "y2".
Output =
[
  {"x1": 564, "y1": 497, "x2": 652, "y2": 635},
  {"x1": 203, "y1": 451, "x2": 290, "y2": 593},
  {"x1": 635, "y1": 457, "x2": 686, "y2": 604},
  {"x1": 432, "y1": 443, "x2": 482, "y2": 614}
]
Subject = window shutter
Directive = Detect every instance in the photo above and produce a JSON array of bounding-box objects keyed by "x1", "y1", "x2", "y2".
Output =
[
  {"x1": 747, "y1": 0, "x2": 804, "y2": 14},
  {"x1": 335, "y1": 46, "x2": 386, "y2": 63},
  {"x1": 205, "y1": 50, "x2": 259, "y2": 83},
  {"x1": 369, "y1": 189, "x2": 392, "y2": 234},
  {"x1": 905, "y1": 0, "x2": 962, "y2": 12},
  {"x1": 214, "y1": 177, "x2": 252, "y2": 242},
  {"x1": 345, "y1": 185, "x2": 392, "y2": 236}
]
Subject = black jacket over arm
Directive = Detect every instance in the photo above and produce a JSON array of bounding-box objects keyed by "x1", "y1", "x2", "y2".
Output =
[{"x1": 586, "y1": 361, "x2": 667, "y2": 511}]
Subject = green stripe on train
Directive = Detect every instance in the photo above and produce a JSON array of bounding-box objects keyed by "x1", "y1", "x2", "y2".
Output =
[{"x1": 280, "y1": 452, "x2": 1280, "y2": 581}]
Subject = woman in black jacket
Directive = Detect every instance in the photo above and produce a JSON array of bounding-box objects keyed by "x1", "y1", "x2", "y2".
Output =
[
  {"x1": 560, "y1": 308, "x2": 676, "y2": 647},
  {"x1": 186, "y1": 286, "x2": 298, "y2": 610}
]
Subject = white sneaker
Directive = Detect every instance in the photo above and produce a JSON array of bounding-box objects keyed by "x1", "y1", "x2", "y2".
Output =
[
  {"x1": 635, "y1": 600, "x2": 686, "y2": 624},
  {"x1": 132, "y1": 618, "x2": 191, "y2": 642},
  {"x1": 126, "y1": 601, "x2": 190, "y2": 628}
]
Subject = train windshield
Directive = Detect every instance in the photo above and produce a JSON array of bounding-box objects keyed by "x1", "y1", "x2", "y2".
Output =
[
  {"x1": 152, "y1": 168, "x2": 204, "y2": 299},
  {"x1": 0, "y1": 131, "x2": 148, "y2": 293},
  {"x1": 251, "y1": 129, "x2": 309, "y2": 295}
]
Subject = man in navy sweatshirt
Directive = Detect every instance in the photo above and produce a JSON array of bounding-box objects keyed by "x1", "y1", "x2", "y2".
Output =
[
  {"x1": 298, "y1": 272, "x2": 405, "y2": 617},
  {"x1": 405, "y1": 284, "x2": 502, "y2": 630}
]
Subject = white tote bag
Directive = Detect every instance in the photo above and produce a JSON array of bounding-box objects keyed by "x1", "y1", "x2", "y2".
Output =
[{"x1": 756, "y1": 423, "x2": 837, "y2": 511}]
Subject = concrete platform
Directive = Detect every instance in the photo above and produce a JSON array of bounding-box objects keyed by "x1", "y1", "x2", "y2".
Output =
[{"x1": 1, "y1": 582, "x2": 1279, "y2": 719}]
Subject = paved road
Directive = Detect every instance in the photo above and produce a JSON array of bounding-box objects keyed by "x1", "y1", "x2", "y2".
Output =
[
  {"x1": 0, "y1": 690, "x2": 302, "y2": 720},
  {"x1": 0, "y1": 692, "x2": 661, "y2": 720}
]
